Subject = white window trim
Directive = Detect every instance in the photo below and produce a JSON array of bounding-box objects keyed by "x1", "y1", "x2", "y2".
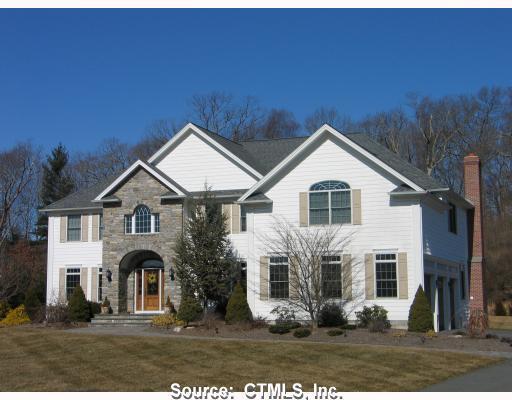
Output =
[
  {"x1": 125, "y1": 213, "x2": 160, "y2": 235},
  {"x1": 268, "y1": 255, "x2": 290, "y2": 300},
  {"x1": 65, "y1": 265, "x2": 82, "y2": 298},
  {"x1": 321, "y1": 253, "x2": 343, "y2": 299},
  {"x1": 308, "y1": 188, "x2": 353, "y2": 226},
  {"x1": 374, "y1": 252, "x2": 399, "y2": 300},
  {"x1": 67, "y1": 215, "x2": 82, "y2": 241}
]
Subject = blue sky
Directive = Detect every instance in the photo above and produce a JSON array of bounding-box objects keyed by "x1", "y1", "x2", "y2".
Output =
[{"x1": 0, "y1": 9, "x2": 511, "y2": 153}]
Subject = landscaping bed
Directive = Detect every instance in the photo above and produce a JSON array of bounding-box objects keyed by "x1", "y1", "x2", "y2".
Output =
[{"x1": 156, "y1": 321, "x2": 512, "y2": 354}]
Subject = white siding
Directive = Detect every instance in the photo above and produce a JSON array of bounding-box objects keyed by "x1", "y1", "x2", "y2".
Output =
[
  {"x1": 46, "y1": 214, "x2": 102, "y2": 304},
  {"x1": 156, "y1": 133, "x2": 257, "y2": 191},
  {"x1": 422, "y1": 204, "x2": 468, "y2": 264},
  {"x1": 244, "y1": 137, "x2": 422, "y2": 324}
]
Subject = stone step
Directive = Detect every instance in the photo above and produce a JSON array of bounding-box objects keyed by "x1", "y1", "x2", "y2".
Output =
[{"x1": 91, "y1": 314, "x2": 158, "y2": 326}]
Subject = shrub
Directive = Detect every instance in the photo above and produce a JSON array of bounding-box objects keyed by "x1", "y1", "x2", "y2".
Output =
[
  {"x1": 425, "y1": 329, "x2": 437, "y2": 339},
  {"x1": 251, "y1": 315, "x2": 268, "y2": 329},
  {"x1": 268, "y1": 324, "x2": 291, "y2": 335},
  {"x1": 408, "y1": 285, "x2": 434, "y2": 332},
  {"x1": 293, "y1": 327, "x2": 311, "y2": 338},
  {"x1": 151, "y1": 313, "x2": 176, "y2": 328},
  {"x1": 494, "y1": 301, "x2": 507, "y2": 316},
  {"x1": 67, "y1": 286, "x2": 90, "y2": 322},
  {"x1": 356, "y1": 305, "x2": 391, "y2": 329},
  {"x1": 368, "y1": 319, "x2": 387, "y2": 333},
  {"x1": 177, "y1": 294, "x2": 202, "y2": 325},
  {"x1": 319, "y1": 303, "x2": 347, "y2": 327},
  {"x1": 0, "y1": 300, "x2": 11, "y2": 320},
  {"x1": 270, "y1": 306, "x2": 296, "y2": 324},
  {"x1": 24, "y1": 286, "x2": 42, "y2": 321},
  {"x1": 225, "y1": 283, "x2": 252, "y2": 324},
  {"x1": 46, "y1": 303, "x2": 69, "y2": 323},
  {"x1": 327, "y1": 329, "x2": 345, "y2": 336},
  {"x1": 341, "y1": 324, "x2": 357, "y2": 330},
  {"x1": 0, "y1": 305, "x2": 31, "y2": 327},
  {"x1": 88, "y1": 301, "x2": 101, "y2": 319}
]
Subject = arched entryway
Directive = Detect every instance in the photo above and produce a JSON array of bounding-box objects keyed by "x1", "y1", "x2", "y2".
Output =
[{"x1": 118, "y1": 250, "x2": 165, "y2": 314}]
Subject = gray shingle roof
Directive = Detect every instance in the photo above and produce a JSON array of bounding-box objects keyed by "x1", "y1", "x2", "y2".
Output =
[{"x1": 42, "y1": 125, "x2": 449, "y2": 212}]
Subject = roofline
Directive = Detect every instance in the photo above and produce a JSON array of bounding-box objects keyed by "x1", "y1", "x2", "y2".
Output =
[
  {"x1": 238, "y1": 124, "x2": 424, "y2": 202},
  {"x1": 147, "y1": 123, "x2": 263, "y2": 180},
  {"x1": 94, "y1": 160, "x2": 187, "y2": 201},
  {"x1": 40, "y1": 206, "x2": 102, "y2": 214},
  {"x1": 236, "y1": 199, "x2": 273, "y2": 204}
]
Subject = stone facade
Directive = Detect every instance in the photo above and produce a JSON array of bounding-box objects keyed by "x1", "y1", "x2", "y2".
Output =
[{"x1": 102, "y1": 168, "x2": 183, "y2": 314}]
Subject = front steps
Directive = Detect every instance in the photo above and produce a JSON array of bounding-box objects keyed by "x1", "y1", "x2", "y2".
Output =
[{"x1": 90, "y1": 314, "x2": 156, "y2": 326}]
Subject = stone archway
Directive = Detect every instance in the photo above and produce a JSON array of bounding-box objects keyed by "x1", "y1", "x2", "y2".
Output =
[{"x1": 118, "y1": 250, "x2": 163, "y2": 313}]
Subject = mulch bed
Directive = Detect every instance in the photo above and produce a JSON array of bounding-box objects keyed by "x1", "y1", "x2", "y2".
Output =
[{"x1": 155, "y1": 321, "x2": 512, "y2": 353}]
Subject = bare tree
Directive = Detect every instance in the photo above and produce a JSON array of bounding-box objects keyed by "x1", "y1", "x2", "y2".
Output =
[
  {"x1": 259, "y1": 109, "x2": 300, "y2": 139},
  {"x1": 260, "y1": 217, "x2": 362, "y2": 328},
  {"x1": 131, "y1": 119, "x2": 182, "y2": 160},
  {"x1": 304, "y1": 107, "x2": 353, "y2": 134},
  {"x1": 189, "y1": 92, "x2": 264, "y2": 141},
  {"x1": 0, "y1": 143, "x2": 39, "y2": 245}
]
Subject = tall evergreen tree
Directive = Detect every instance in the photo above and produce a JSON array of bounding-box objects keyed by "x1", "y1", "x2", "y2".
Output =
[
  {"x1": 174, "y1": 187, "x2": 237, "y2": 311},
  {"x1": 36, "y1": 144, "x2": 74, "y2": 239}
]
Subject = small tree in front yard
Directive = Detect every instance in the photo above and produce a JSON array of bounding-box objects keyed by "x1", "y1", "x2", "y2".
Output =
[
  {"x1": 261, "y1": 217, "x2": 362, "y2": 328},
  {"x1": 174, "y1": 186, "x2": 237, "y2": 312},
  {"x1": 177, "y1": 293, "x2": 203, "y2": 326},
  {"x1": 408, "y1": 285, "x2": 433, "y2": 332},
  {"x1": 67, "y1": 285, "x2": 89, "y2": 322},
  {"x1": 225, "y1": 283, "x2": 252, "y2": 324}
]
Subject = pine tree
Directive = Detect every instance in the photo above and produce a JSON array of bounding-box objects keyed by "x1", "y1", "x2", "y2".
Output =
[
  {"x1": 176, "y1": 293, "x2": 203, "y2": 326},
  {"x1": 408, "y1": 285, "x2": 434, "y2": 332},
  {"x1": 174, "y1": 187, "x2": 237, "y2": 310},
  {"x1": 225, "y1": 283, "x2": 252, "y2": 324},
  {"x1": 67, "y1": 285, "x2": 90, "y2": 322},
  {"x1": 36, "y1": 144, "x2": 75, "y2": 239}
]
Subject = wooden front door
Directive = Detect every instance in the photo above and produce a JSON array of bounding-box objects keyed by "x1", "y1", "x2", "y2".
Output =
[{"x1": 135, "y1": 268, "x2": 163, "y2": 312}]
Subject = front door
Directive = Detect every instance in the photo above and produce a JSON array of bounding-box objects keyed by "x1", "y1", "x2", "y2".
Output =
[{"x1": 135, "y1": 268, "x2": 163, "y2": 312}]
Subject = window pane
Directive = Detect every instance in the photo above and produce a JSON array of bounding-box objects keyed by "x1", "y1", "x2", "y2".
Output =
[
  {"x1": 331, "y1": 208, "x2": 351, "y2": 224},
  {"x1": 376, "y1": 255, "x2": 397, "y2": 297},
  {"x1": 309, "y1": 192, "x2": 328, "y2": 208},
  {"x1": 66, "y1": 268, "x2": 81, "y2": 300},
  {"x1": 321, "y1": 256, "x2": 342, "y2": 298},
  {"x1": 67, "y1": 215, "x2": 81, "y2": 241},
  {"x1": 154, "y1": 214, "x2": 160, "y2": 233},
  {"x1": 310, "y1": 209, "x2": 329, "y2": 225},
  {"x1": 309, "y1": 192, "x2": 329, "y2": 225},
  {"x1": 269, "y1": 257, "x2": 289, "y2": 299},
  {"x1": 98, "y1": 268, "x2": 103, "y2": 301},
  {"x1": 241, "y1": 205, "x2": 247, "y2": 232},
  {"x1": 135, "y1": 206, "x2": 151, "y2": 233},
  {"x1": 124, "y1": 215, "x2": 132, "y2": 234}
]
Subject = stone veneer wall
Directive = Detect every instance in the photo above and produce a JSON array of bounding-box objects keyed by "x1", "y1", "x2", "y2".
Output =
[{"x1": 102, "y1": 168, "x2": 183, "y2": 314}]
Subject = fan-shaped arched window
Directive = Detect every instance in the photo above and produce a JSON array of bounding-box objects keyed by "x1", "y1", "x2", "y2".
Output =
[
  {"x1": 124, "y1": 205, "x2": 160, "y2": 234},
  {"x1": 309, "y1": 180, "x2": 351, "y2": 225}
]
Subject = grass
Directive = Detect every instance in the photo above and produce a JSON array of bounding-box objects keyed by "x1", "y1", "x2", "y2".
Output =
[{"x1": 0, "y1": 326, "x2": 499, "y2": 392}]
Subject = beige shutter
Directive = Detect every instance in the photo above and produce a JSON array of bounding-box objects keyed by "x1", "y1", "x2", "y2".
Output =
[
  {"x1": 91, "y1": 268, "x2": 98, "y2": 302},
  {"x1": 289, "y1": 256, "x2": 299, "y2": 299},
  {"x1": 352, "y1": 189, "x2": 362, "y2": 225},
  {"x1": 91, "y1": 214, "x2": 100, "y2": 241},
  {"x1": 59, "y1": 268, "x2": 66, "y2": 302},
  {"x1": 232, "y1": 204, "x2": 241, "y2": 234},
  {"x1": 398, "y1": 252, "x2": 408, "y2": 299},
  {"x1": 259, "y1": 256, "x2": 269, "y2": 300},
  {"x1": 365, "y1": 253, "x2": 375, "y2": 299},
  {"x1": 222, "y1": 204, "x2": 232, "y2": 234},
  {"x1": 342, "y1": 254, "x2": 352, "y2": 301},
  {"x1": 299, "y1": 192, "x2": 308, "y2": 227},
  {"x1": 81, "y1": 215, "x2": 89, "y2": 242},
  {"x1": 60, "y1": 216, "x2": 67, "y2": 242},
  {"x1": 81, "y1": 268, "x2": 88, "y2": 299}
]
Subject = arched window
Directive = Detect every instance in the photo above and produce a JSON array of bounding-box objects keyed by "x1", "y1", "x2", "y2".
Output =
[
  {"x1": 135, "y1": 205, "x2": 151, "y2": 233},
  {"x1": 124, "y1": 205, "x2": 160, "y2": 234},
  {"x1": 309, "y1": 180, "x2": 351, "y2": 225}
]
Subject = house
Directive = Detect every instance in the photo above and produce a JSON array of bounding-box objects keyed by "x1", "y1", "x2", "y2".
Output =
[{"x1": 41, "y1": 123, "x2": 485, "y2": 331}]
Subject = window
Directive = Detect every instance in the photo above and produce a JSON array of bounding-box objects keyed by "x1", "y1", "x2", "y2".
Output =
[
  {"x1": 98, "y1": 267, "x2": 103, "y2": 301},
  {"x1": 460, "y1": 268, "x2": 466, "y2": 300},
  {"x1": 269, "y1": 256, "x2": 289, "y2": 299},
  {"x1": 241, "y1": 206, "x2": 247, "y2": 232},
  {"x1": 66, "y1": 268, "x2": 81, "y2": 300},
  {"x1": 124, "y1": 215, "x2": 132, "y2": 234},
  {"x1": 375, "y1": 253, "x2": 397, "y2": 298},
  {"x1": 154, "y1": 213, "x2": 160, "y2": 233},
  {"x1": 322, "y1": 255, "x2": 342, "y2": 298},
  {"x1": 99, "y1": 214, "x2": 104, "y2": 240},
  {"x1": 309, "y1": 181, "x2": 351, "y2": 225},
  {"x1": 135, "y1": 205, "x2": 151, "y2": 233},
  {"x1": 67, "y1": 215, "x2": 81, "y2": 241},
  {"x1": 124, "y1": 205, "x2": 160, "y2": 235},
  {"x1": 448, "y1": 203, "x2": 457, "y2": 234}
]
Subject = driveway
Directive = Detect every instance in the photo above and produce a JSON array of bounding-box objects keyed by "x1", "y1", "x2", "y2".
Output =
[{"x1": 424, "y1": 359, "x2": 512, "y2": 391}]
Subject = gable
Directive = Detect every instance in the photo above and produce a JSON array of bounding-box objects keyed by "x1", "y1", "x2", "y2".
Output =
[
  {"x1": 112, "y1": 168, "x2": 172, "y2": 203},
  {"x1": 155, "y1": 131, "x2": 258, "y2": 192}
]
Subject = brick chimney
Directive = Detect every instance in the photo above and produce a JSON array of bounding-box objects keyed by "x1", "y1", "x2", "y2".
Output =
[{"x1": 463, "y1": 153, "x2": 486, "y2": 313}]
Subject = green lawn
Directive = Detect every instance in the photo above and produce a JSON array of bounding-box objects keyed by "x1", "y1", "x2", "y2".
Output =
[{"x1": 0, "y1": 327, "x2": 499, "y2": 391}]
